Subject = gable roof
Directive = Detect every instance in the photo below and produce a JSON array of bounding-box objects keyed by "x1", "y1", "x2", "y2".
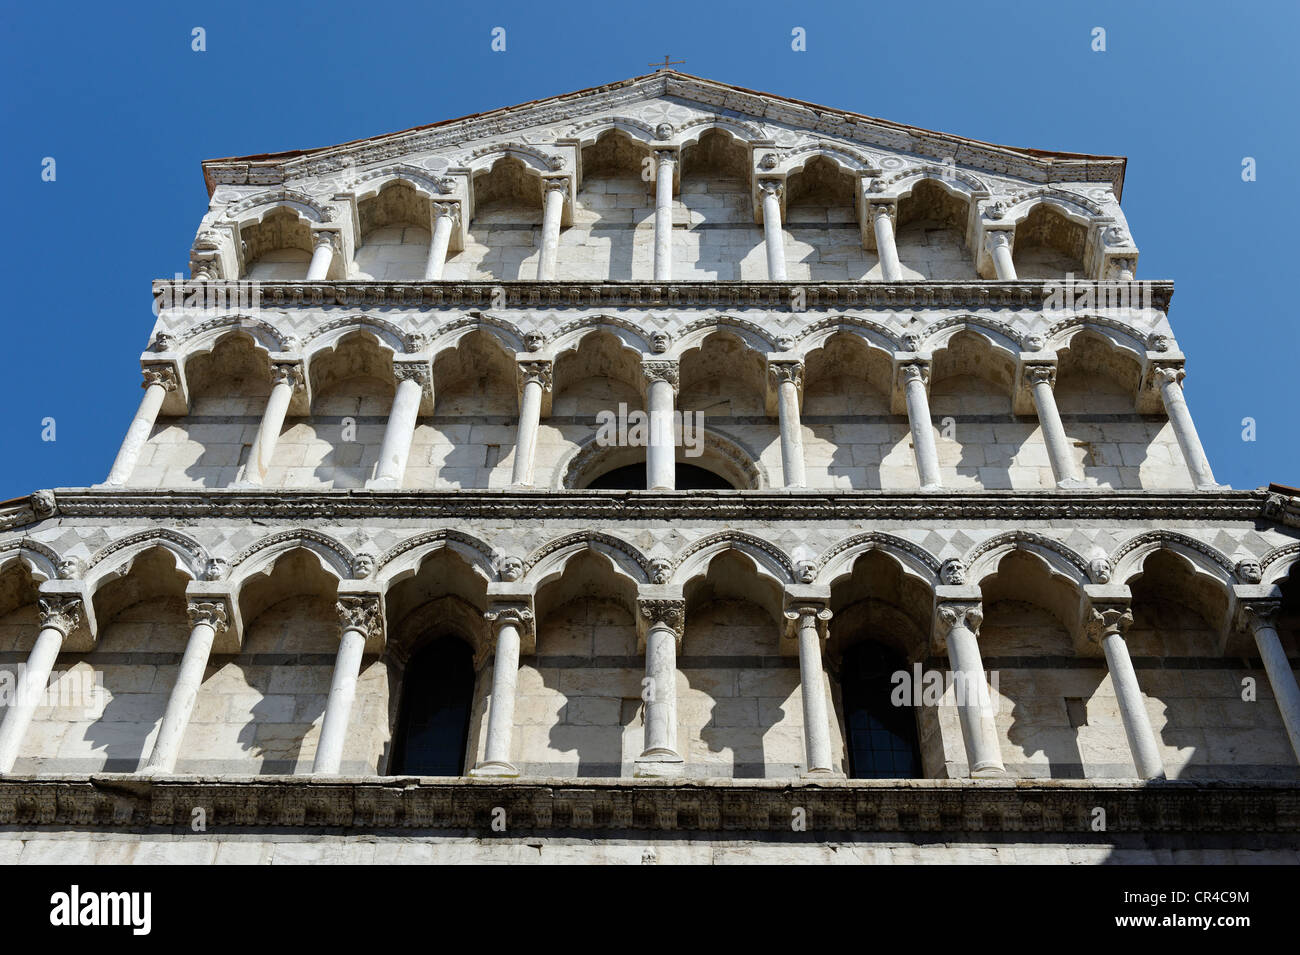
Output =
[{"x1": 202, "y1": 70, "x2": 1126, "y2": 197}]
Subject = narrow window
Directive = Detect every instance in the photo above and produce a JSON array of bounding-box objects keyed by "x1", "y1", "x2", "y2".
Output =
[
  {"x1": 841, "y1": 642, "x2": 922, "y2": 779},
  {"x1": 391, "y1": 636, "x2": 474, "y2": 776}
]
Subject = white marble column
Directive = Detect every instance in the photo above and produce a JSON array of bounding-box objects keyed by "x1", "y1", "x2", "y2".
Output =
[
  {"x1": 786, "y1": 603, "x2": 835, "y2": 775},
  {"x1": 241, "y1": 362, "x2": 302, "y2": 487},
  {"x1": 1089, "y1": 606, "x2": 1165, "y2": 779},
  {"x1": 985, "y1": 230, "x2": 1017, "y2": 280},
  {"x1": 653, "y1": 149, "x2": 676, "y2": 281},
  {"x1": 369, "y1": 363, "x2": 428, "y2": 490},
  {"x1": 312, "y1": 595, "x2": 379, "y2": 775},
  {"x1": 473, "y1": 605, "x2": 531, "y2": 776},
  {"x1": 306, "y1": 230, "x2": 339, "y2": 281},
  {"x1": 536, "y1": 178, "x2": 567, "y2": 281},
  {"x1": 104, "y1": 367, "x2": 178, "y2": 486},
  {"x1": 871, "y1": 201, "x2": 903, "y2": 281},
  {"x1": 643, "y1": 360, "x2": 678, "y2": 491},
  {"x1": 511, "y1": 360, "x2": 552, "y2": 486},
  {"x1": 0, "y1": 596, "x2": 82, "y2": 774},
  {"x1": 936, "y1": 602, "x2": 1005, "y2": 776},
  {"x1": 770, "y1": 361, "x2": 806, "y2": 488},
  {"x1": 759, "y1": 180, "x2": 787, "y2": 281},
  {"x1": 1156, "y1": 367, "x2": 1218, "y2": 489},
  {"x1": 636, "y1": 598, "x2": 685, "y2": 775},
  {"x1": 142, "y1": 600, "x2": 228, "y2": 774},
  {"x1": 1026, "y1": 365, "x2": 1083, "y2": 486},
  {"x1": 902, "y1": 363, "x2": 942, "y2": 489},
  {"x1": 1242, "y1": 602, "x2": 1300, "y2": 765},
  {"x1": 424, "y1": 201, "x2": 459, "y2": 280}
]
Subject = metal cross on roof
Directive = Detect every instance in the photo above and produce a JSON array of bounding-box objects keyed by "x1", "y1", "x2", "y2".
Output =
[{"x1": 649, "y1": 55, "x2": 685, "y2": 70}]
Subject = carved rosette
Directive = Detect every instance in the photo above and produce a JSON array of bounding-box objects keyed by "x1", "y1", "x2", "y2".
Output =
[
  {"x1": 769, "y1": 360, "x2": 804, "y2": 389},
  {"x1": 187, "y1": 600, "x2": 230, "y2": 634},
  {"x1": 638, "y1": 598, "x2": 685, "y2": 640},
  {"x1": 336, "y1": 595, "x2": 383, "y2": 641},
  {"x1": 517, "y1": 360, "x2": 554, "y2": 393},
  {"x1": 936, "y1": 601, "x2": 983, "y2": 636},
  {"x1": 1086, "y1": 606, "x2": 1133, "y2": 643},
  {"x1": 642, "y1": 359, "x2": 679, "y2": 393},
  {"x1": 37, "y1": 596, "x2": 83, "y2": 637}
]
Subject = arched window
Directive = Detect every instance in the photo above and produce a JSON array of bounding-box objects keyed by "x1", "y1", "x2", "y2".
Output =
[
  {"x1": 585, "y1": 462, "x2": 736, "y2": 490},
  {"x1": 391, "y1": 636, "x2": 475, "y2": 775},
  {"x1": 840, "y1": 642, "x2": 922, "y2": 779}
]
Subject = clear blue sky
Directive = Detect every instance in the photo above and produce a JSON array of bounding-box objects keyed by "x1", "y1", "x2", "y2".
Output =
[{"x1": 2, "y1": 0, "x2": 1295, "y2": 499}]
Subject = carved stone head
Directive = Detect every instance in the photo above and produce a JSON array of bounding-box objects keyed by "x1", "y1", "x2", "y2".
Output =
[
  {"x1": 1235, "y1": 558, "x2": 1263, "y2": 584},
  {"x1": 499, "y1": 556, "x2": 525, "y2": 583},
  {"x1": 203, "y1": 557, "x2": 230, "y2": 582},
  {"x1": 352, "y1": 553, "x2": 377, "y2": 579},
  {"x1": 758, "y1": 152, "x2": 778, "y2": 171},
  {"x1": 30, "y1": 490, "x2": 56, "y2": 519},
  {"x1": 655, "y1": 123, "x2": 674, "y2": 141},
  {"x1": 940, "y1": 558, "x2": 967, "y2": 586},
  {"x1": 56, "y1": 557, "x2": 84, "y2": 580},
  {"x1": 794, "y1": 560, "x2": 817, "y2": 584},
  {"x1": 650, "y1": 331, "x2": 670, "y2": 354},
  {"x1": 1023, "y1": 334, "x2": 1046, "y2": 352},
  {"x1": 524, "y1": 332, "x2": 545, "y2": 352},
  {"x1": 1088, "y1": 556, "x2": 1113, "y2": 584},
  {"x1": 649, "y1": 558, "x2": 672, "y2": 585}
]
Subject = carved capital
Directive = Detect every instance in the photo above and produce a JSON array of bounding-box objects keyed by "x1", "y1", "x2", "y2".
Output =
[
  {"x1": 336, "y1": 595, "x2": 382, "y2": 641},
  {"x1": 984, "y1": 229, "x2": 1014, "y2": 252},
  {"x1": 768, "y1": 360, "x2": 804, "y2": 389},
  {"x1": 142, "y1": 366, "x2": 179, "y2": 392},
  {"x1": 187, "y1": 600, "x2": 230, "y2": 634},
  {"x1": 431, "y1": 199, "x2": 462, "y2": 226},
  {"x1": 312, "y1": 229, "x2": 342, "y2": 253},
  {"x1": 642, "y1": 359, "x2": 679, "y2": 391},
  {"x1": 393, "y1": 361, "x2": 431, "y2": 387},
  {"x1": 485, "y1": 603, "x2": 535, "y2": 641},
  {"x1": 654, "y1": 148, "x2": 677, "y2": 167},
  {"x1": 901, "y1": 362, "x2": 929, "y2": 386},
  {"x1": 1154, "y1": 365, "x2": 1185, "y2": 389},
  {"x1": 1240, "y1": 600, "x2": 1281, "y2": 634},
  {"x1": 757, "y1": 179, "x2": 783, "y2": 200},
  {"x1": 271, "y1": 362, "x2": 305, "y2": 391},
  {"x1": 1086, "y1": 606, "x2": 1134, "y2": 643},
  {"x1": 783, "y1": 603, "x2": 833, "y2": 641},
  {"x1": 543, "y1": 176, "x2": 571, "y2": 195},
  {"x1": 37, "y1": 595, "x2": 83, "y2": 637},
  {"x1": 638, "y1": 598, "x2": 685, "y2": 639},
  {"x1": 936, "y1": 601, "x2": 982, "y2": 636},
  {"x1": 1024, "y1": 364, "x2": 1057, "y2": 388},
  {"x1": 868, "y1": 200, "x2": 897, "y2": 223},
  {"x1": 517, "y1": 359, "x2": 554, "y2": 392}
]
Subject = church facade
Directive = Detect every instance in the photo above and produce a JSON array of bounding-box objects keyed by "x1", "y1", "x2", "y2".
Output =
[{"x1": 1, "y1": 72, "x2": 1298, "y2": 864}]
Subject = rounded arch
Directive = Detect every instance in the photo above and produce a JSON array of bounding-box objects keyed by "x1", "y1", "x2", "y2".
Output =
[
  {"x1": 1000, "y1": 190, "x2": 1104, "y2": 229},
  {"x1": 173, "y1": 315, "x2": 291, "y2": 358},
  {"x1": 673, "y1": 531, "x2": 794, "y2": 588},
  {"x1": 555, "y1": 428, "x2": 766, "y2": 491},
  {"x1": 567, "y1": 116, "x2": 659, "y2": 150},
  {"x1": 1045, "y1": 317, "x2": 1147, "y2": 364},
  {"x1": 84, "y1": 529, "x2": 208, "y2": 591},
  {"x1": 674, "y1": 116, "x2": 765, "y2": 148},
  {"x1": 1110, "y1": 531, "x2": 1236, "y2": 589},
  {"x1": 818, "y1": 532, "x2": 941, "y2": 588},
  {"x1": 0, "y1": 539, "x2": 60, "y2": 584},
  {"x1": 794, "y1": 316, "x2": 901, "y2": 358},
  {"x1": 461, "y1": 143, "x2": 561, "y2": 176},
  {"x1": 349, "y1": 164, "x2": 451, "y2": 204},
  {"x1": 428, "y1": 314, "x2": 526, "y2": 358},
  {"x1": 227, "y1": 530, "x2": 354, "y2": 587},
  {"x1": 773, "y1": 141, "x2": 878, "y2": 178},
  {"x1": 523, "y1": 531, "x2": 650, "y2": 593},
  {"x1": 922, "y1": 319, "x2": 1023, "y2": 364},
  {"x1": 965, "y1": 531, "x2": 1091, "y2": 589},
  {"x1": 877, "y1": 165, "x2": 989, "y2": 201},
  {"x1": 549, "y1": 319, "x2": 652, "y2": 363},
  {"x1": 1262, "y1": 542, "x2": 1300, "y2": 587},
  {"x1": 674, "y1": 316, "x2": 775, "y2": 358},
  {"x1": 222, "y1": 190, "x2": 334, "y2": 227},
  {"x1": 303, "y1": 315, "x2": 408, "y2": 356},
  {"x1": 375, "y1": 530, "x2": 500, "y2": 590}
]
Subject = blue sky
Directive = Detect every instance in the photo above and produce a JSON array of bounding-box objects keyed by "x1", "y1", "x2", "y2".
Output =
[{"x1": 2, "y1": 0, "x2": 1295, "y2": 498}]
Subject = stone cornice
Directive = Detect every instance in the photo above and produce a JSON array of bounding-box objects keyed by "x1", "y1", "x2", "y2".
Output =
[
  {"x1": 152, "y1": 279, "x2": 1174, "y2": 313},
  {"x1": 0, "y1": 775, "x2": 1294, "y2": 834},
  {"x1": 0, "y1": 488, "x2": 1273, "y2": 532}
]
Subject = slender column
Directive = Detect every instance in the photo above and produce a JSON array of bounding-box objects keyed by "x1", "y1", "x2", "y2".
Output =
[
  {"x1": 759, "y1": 180, "x2": 787, "y2": 280},
  {"x1": 536, "y1": 178, "x2": 567, "y2": 281},
  {"x1": 0, "y1": 596, "x2": 82, "y2": 774},
  {"x1": 902, "y1": 363, "x2": 942, "y2": 489},
  {"x1": 1156, "y1": 367, "x2": 1218, "y2": 489},
  {"x1": 653, "y1": 150, "x2": 676, "y2": 281},
  {"x1": 1026, "y1": 365, "x2": 1083, "y2": 486},
  {"x1": 785, "y1": 604, "x2": 835, "y2": 775},
  {"x1": 636, "y1": 599, "x2": 685, "y2": 775},
  {"x1": 241, "y1": 362, "x2": 302, "y2": 487},
  {"x1": 306, "y1": 230, "x2": 339, "y2": 280},
  {"x1": 770, "y1": 361, "x2": 806, "y2": 488},
  {"x1": 643, "y1": 361, "x2": 678, "y2": 491},
  {"x1": 473, "y1": 605, "x2": 532, "y2": 776},
  {"x1": 511, "y1": 361, "x2": 552, "y2": 486},
  {"x1": 424, "y1": 202, "x2": 459, "y2": 280},
  {"x1": 369, "y1": 363, "x2": 428, "y2": 489},
  {"x1": 985, "y1": 230, "x2": 1017, "y2": 280},
  {"x1": 104, "y1": 367, "x2": 178, "y2": 486},
  {"x1": 142, "y1": 600, "x2": 228, "y2": 774},
  {"x1": 871, "y1": 201, "x2": 903, "y2": 281},
  {"x1": 1089, "y1": 607, "x2": 1165, "y2": 779},
  {"x1": 936, "y1": 602, "x2": 1005, "y2": 776},
  {"x1": 313, "y1": 596, "x2": 380, "y2": 775},
  {"x1": 1242, "y1": 602, "x2": 1300, "y2": 765}
]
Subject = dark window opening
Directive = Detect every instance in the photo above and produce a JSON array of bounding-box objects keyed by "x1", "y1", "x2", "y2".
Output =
[
  {"x1": 391, "y1": 635, "x2": 474, "y2": 776},
  {"x1": 841, "y1": 641, "x2": 922, "y2": 779},
  {"x1": 584, "y1": 462, "x2": 735, "y2": 490}
]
